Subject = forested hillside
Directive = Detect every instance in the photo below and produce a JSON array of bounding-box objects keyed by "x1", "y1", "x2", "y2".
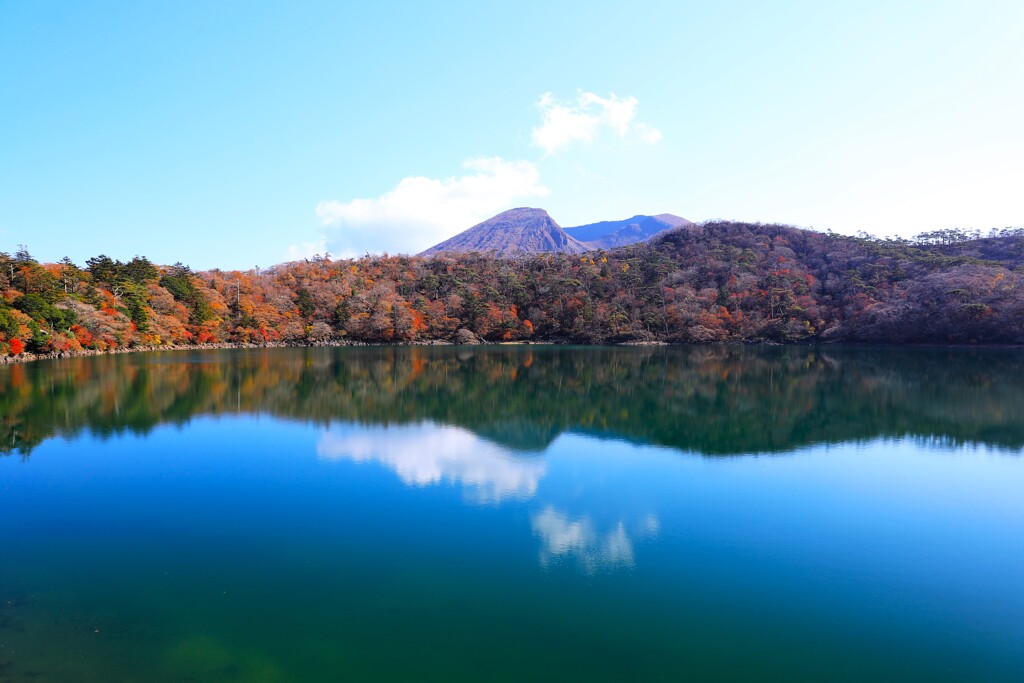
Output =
[{"x1": 2, "y1": 222, "x2": 1023, "y2": 358}]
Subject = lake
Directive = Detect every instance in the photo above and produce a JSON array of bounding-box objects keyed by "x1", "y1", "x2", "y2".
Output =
[{"x1": 1, "y1": 345, "x2": 1022, "y2": 682}]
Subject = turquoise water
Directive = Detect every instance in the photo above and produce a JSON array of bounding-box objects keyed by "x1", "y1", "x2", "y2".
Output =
[{"x1": 1, "y1": 346, "x2": 1022, "y2": 681}]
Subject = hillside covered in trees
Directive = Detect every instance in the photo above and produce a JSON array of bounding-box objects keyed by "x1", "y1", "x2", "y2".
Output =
[{"x1": 2, "y1": 222, "x2": 1023, "y2": 358}]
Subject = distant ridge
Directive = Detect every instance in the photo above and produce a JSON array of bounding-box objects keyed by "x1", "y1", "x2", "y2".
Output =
[
  {"x1": 565, "y1": 214, "x2": 694, "y2": 248},
  {"x1": 421, "y1": 208, "x2": 588, "y2": 257},
  {"x1": 422, "y1": 209, "x2": 695, "y2": 257}
]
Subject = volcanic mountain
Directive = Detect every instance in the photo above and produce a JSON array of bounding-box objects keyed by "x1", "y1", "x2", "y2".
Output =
[
  {"x1": 421, "y1": 208, "x2": 588, "y2": 257},
  {"x1": 565, "y1": 214, "x2": 694, "y2": 248}
]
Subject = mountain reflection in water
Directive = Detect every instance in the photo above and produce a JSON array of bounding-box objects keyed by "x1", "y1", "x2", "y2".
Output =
[{"x1": 3, "y1": 345, "x2": 1023, "y2": 458}]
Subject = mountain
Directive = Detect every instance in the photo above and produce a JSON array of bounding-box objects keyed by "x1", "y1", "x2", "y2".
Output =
[
  {"x1": 421, "y1": 207, "x2": 588, "y2": 257},
  {"x1": 565, "y1": 213, "x2": 694, "y2": 248}
]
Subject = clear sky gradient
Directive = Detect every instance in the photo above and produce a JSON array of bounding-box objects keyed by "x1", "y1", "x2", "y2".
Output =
[{"x1": 2, "y1": 1, "x2": 1022, "y2": 269}]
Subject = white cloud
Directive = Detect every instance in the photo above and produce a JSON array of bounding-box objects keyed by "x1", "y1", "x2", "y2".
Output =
[
  {"x1": 313, "y1": 157, "x2": 548, "y2": 257},
  {"x1": 531, "y1": 91, "x2": 662, "y2": 154},
  {"x1": 634, "y1": 122, "x2": 663, "y2": 144},
  {"x1": 317, "y1": 422, "x2": 546, "y2": 503}
]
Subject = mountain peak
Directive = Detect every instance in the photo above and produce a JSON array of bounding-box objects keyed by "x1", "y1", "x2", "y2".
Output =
[
  {"x1": 564, "y1": 213, "x2": 694, "y2": 247},
  {"x1": 495, "y1": 207, "x2": 549, "y2": 218},
  {"x1": 421, "y1": 208, "x2": 588, "y2": 257},
  {"x1": 652, "y1": 213, "x2": 693, "y2": 228}
]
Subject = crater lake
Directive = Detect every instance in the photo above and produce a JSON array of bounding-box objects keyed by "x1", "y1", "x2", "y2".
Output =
[{"x1": 1, "y1": 346, "x2": 1022, "y2": 682}]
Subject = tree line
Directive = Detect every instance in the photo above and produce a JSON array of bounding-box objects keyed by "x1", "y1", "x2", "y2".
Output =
[{"x1": 2, "y1": 222, "x2": 1023, "y2": 357}]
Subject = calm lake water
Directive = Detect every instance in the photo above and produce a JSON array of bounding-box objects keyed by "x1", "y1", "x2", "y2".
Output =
[{"x1": 1, "y1": 345, "x2": 1022, "y2": 682}]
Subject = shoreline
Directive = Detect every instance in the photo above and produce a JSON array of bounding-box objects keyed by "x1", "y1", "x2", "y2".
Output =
[
  {"x1": 1, "y1": 338, "x2": 1020, "y2": 366},
  {"x1": 0, "y1": 339, "x2": 454, "y2": 366}
]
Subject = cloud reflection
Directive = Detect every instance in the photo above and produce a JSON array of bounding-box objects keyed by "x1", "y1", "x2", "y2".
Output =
[
  {"x1": 531, "y1": 506, "x2": 659, "y2": 574},
  {"x1": 317, "y1": 423, "x2": 659, "y2": 572},
  {"x1": 317, "y1": 423, "x2": 545, "y2": 503}
]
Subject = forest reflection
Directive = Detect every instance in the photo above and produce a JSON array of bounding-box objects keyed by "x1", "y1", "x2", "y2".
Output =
[{"x1": 2, "y1": 345, "x2": 1024, "y2": 457}]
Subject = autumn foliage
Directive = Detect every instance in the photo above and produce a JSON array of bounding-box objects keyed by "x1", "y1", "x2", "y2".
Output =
[{"x1": 2, "y1": 222, "x2": 1024, "y2": 357}]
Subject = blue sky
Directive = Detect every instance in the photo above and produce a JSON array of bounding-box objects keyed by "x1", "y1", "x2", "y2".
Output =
[{"x1": 1, "y1": 1, "x2": 1022, "y2": 269}]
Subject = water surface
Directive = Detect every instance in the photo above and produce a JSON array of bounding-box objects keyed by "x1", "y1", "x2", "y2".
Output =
[{"x1": 1, "y1": 346, "x2": 1022, "y2": 681}]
